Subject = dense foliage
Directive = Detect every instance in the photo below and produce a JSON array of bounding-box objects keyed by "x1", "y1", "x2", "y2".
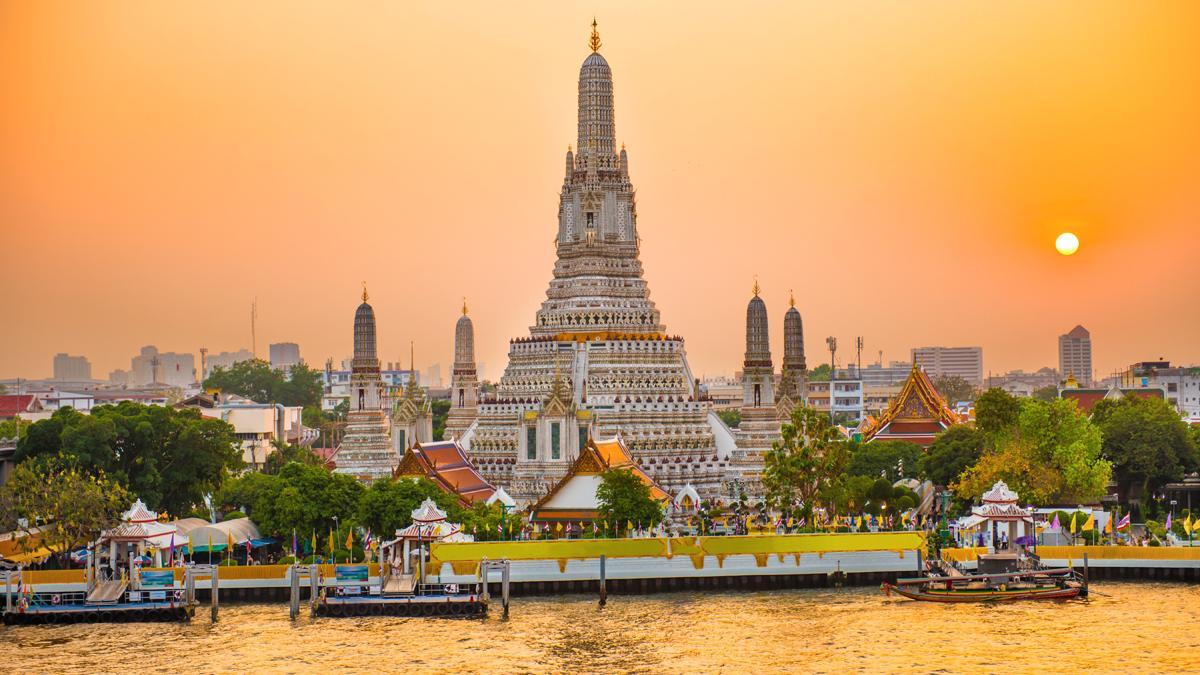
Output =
[
  {"x1": 919, "y1": 425, "x2": 984, "y2": 488},
  {"x1": 1091, "y1": 396, "x2": 1197, "y2": 502},
  {"x1": 932, "y1": 375, "x2": 977, "y2": 405},
  {"x1": 846, "y1": 440, "x2": 922, "y2": 481},
  {"x1": 955, "y1": 397, "x2": 1110, "y2": 504},
  {"x1": 0, "y1": 456, "x2": 132, "y2": 562},
  {"x1": 203, "y1": 359, "x2": 323, "y2": 408},
  {"x1": 596, "y1": 467, "x2": 664, "y2": 533},
  {"x1": 15, "y1": 403, "x2": 242, "y2": 516},
  {"x1": 763, "y1": 405, "x2": 849, "y2": 521},
  {"x1": 216, "y1": 462, "x2": 363, "y2": 542}
]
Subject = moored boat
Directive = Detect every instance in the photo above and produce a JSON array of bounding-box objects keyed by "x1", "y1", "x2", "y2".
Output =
[{"x1": 882, "y1": 567, "x2": 1087, "y2": 603}]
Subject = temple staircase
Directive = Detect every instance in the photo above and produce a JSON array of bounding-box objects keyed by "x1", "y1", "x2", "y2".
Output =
[{"x1": 86, "y1": 579, "x2": 128, "y2": 604}]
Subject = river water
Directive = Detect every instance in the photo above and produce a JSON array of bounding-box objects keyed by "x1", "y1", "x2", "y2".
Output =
[{"x1": 4, "y1": 582, "x2": 1198, "y2": 673}]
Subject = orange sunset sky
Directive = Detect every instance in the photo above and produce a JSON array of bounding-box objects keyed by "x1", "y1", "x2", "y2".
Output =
[{"x1": 2, "y1": 2, "x2": 1198, "y2": 383}]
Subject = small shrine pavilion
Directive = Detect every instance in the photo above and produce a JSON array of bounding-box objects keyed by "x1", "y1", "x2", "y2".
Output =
[
  {"x1": 958, "y1": 481, "x2": 1034, "y2": 553},
  {"x1": 858, "y1": 363, "x2": 961, "y2": 447}
]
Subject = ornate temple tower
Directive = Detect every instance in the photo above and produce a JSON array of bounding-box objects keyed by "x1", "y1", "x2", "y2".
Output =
[
  {"x1": 334, "y1": 285, "x2": 396, "y2": 480},
  {"x1": 463, "y1": 22, "x2": 731, "y2": 504},
  {"x1": 778, "y1": 291, "x2": 807, "y2": 411},
  {"x1": 741, "y1": 282, "x2": 775, "y2": 408},
  {"x1": 732, "y1": 283, "x2": 783, "y2": 496},
  {"x1": 445, "y1": 300, "x2": 479, "y2": 440}
]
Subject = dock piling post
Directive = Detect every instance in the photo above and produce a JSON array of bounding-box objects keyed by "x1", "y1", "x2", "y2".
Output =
[
  {"x1": 289, "y1": 565, "x2": 300, "y2": 620},
  {"x1": 917, "y1": 548, "x2": 923, "y2": 575},
  {"x1": 599, "y1": 554, "x2": 607, "y2": 608},
  {"x1": 310, "y1": 565, "x2": 320, "y2": 615},
  {"x1": 502, "y1": 560, "x2": 510, "y2": 619},
  {"x1": 211, "y1": 566, "x2": 219, "y2": 623}
]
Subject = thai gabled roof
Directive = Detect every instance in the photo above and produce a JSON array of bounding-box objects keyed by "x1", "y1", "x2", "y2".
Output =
[
  {"x1": 394, "y1": 440, "x2": 496, "y2": 506},
  {"x1": 527, "y1": 436, "x2": 668, "y2": 521},
  {"x1": 123, "y1": 498, "x2": 158, "y2": 523},
  {"x1": 859, "y1": 363, "x2": 960, "y2": 443},
  {"x1": 410, "y1": 497, "x2": 448, "y2": 523}
]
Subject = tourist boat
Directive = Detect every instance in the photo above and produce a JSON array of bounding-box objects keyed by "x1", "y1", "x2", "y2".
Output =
[{"x1": 881, "y1": 567, "x2": 1087, "y2": 603}]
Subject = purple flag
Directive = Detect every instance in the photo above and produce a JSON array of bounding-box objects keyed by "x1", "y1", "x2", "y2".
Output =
[
  {"x1": 1166, "y1": 513, "x2": 1173, "y2": 531},
  {"x1": 1051, "y1": 514, "x2": 1060, "y2": 530}
]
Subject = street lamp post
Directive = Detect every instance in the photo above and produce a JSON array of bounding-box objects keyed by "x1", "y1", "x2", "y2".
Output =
[{"x1": 826, "y1": 337, "x2": 838, "y2": 427}]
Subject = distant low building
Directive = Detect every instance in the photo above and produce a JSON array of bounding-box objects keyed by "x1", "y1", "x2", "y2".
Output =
[
  {"x1": 985, "y1": 367, "x2": 1059, "y2": 396},
  {"x1": 1058, "y1": 374, "x2": 1165, "y2": 415},
  {"x1": 1116, "y1": 362, "x2": 1200, "y2": 417},
  {"x1": 0, "y1": 395, "x2": 42, "y2": 420},
  {"x1": 178, "y1": 393, "x2": 312, "y2": 470}
]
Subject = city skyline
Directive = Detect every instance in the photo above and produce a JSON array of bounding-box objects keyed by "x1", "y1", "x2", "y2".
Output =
[{"x1": 4, "y1": 3, "x2": 1199, "y2": 383}]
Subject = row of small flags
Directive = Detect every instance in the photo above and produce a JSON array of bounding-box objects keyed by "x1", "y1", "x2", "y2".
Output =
[{"x1": 1048, "y1": 511, "x2": 1133, "y2": 534}]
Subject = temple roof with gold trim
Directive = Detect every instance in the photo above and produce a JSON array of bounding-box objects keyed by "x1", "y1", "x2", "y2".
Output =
[
  {"x1": 858, "y1": 363, "x2": 961, "y2": 446},
  {"x1": 528, "y1": 436, "x2": 668, "y2": 522},
  {"x1": 394, "y1": 440, "x2": 496, "y2": 506}
]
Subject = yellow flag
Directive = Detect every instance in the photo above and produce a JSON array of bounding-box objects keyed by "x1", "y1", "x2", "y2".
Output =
[
  {"x1": 1082, "y1": 514, "x2": 1094, "y2": 532},
  {"x1": 555, "y1": 521, "x2": 562, "y2": 532},
  {"x1": 188, "y1": 534, "x2": 194, "y2": 555},
  {"x1": 345, "y1": 530, "x2": 354, "y2": 549},
  {"x1": 1069, "y1": 513, "x2": 1077, "y2": 534},
  {"x1": 1104, "y1": 516, "x2": 1112, "y2": 534},
  {"x1": 1186, "y1": 515, "x2": 1194, "y2": 535},
  {"x1": 329, "y1": 530, "x2": 335, "y2": 553},
  {"x1": 311, "y1": 532, "x2": 317, "y2": 555},
  {"x1": 227, "y1": 530, "x2": 235, "y2": 550}
]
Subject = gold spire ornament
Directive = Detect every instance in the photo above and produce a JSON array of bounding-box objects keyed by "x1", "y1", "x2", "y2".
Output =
[
  {"x1": 589, "y1": 18, "x2": 602, "y2": 52},
  {"x1": 789, "y1": 289, "x2": 795, "y2": 308},
  {"x1": 752, "y1": 277, "x2": 760, "y2": 297},
  {"x1": 361, "y1": 281, "x2": 369, "y2": 303},
  {"x1": 462, "y1": 297, "x2": 469, "y2": 315}
]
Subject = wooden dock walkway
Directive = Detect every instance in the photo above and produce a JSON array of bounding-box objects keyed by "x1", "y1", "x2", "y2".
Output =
[{"x1": 86, "y1": 580, "x2": 127, "y2": 604}]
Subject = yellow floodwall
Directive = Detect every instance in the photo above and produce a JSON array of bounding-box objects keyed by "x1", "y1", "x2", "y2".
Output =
[
  {"x1": 24, "y1": 569, "x2": 86, "y2": 585},
  {"x1": 1037, "y1": 546, "x2": 1200, "y2": 561},
  {"x1": 431, "y1": 532, "x2": 925, "y2": 569},
  {"x1": 941, "y1": 547, "x2": 987, "y2": 563}
]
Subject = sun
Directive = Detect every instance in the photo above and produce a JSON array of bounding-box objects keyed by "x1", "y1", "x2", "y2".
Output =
[{"x1": 1055, "y1": 232, "x2": 1079, "y2": 256}]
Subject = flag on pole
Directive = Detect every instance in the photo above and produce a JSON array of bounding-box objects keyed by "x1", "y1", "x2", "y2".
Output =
[
  {"x1": 167, "y1": 533, "x2": 175, "y2": 566},
  {"x1": 1165, "y1": 512, "x2": 1173, "y2": 531},
  {"x1": 1082, "y1": 514, "x2": 1094, "y2": 532},
  {"x1": 1186, "y1": 514, "x2": 1194, "y2": 536},
  {"x1": 1051, "y1": 513, "x2": 1060, "y2": 530},
  {"x1": 207, "y1": 532, "x2": 213, "y2": 557},
  {"x1": 1104, "y1": 515, "x2": 1112, "y2": 534},
  {"x1": 1117, "y1": 513, "x2": 1131, "y2": 530},
  {"x1": 345, "y1": 530, "x2": 353, "y2": 549},
  {"x1": 1069, "y1": 513, "x2": 1077, "y2": 534},
  {"x1": 292, "y1": 529, "x2": 298, "y2": 557},
  {"x1": 329, "y1": 530, "x2": 335, "y2": 553},
  {"x1": 188, "y1": 533, "x2": 194, "y2": 557},
  {"x1": 311, "y1": 532, "x2": 317, "y2": 556}
]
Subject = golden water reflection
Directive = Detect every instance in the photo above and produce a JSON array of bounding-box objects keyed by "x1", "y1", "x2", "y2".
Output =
[{"x1": 5, "y1": 582, "x2": 1200, "y2": 673}]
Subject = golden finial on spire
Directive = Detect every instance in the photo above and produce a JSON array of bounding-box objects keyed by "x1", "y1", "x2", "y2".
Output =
[
  {"x1": 752, "y1": 276, "x2": 760, "y2": 297},
  {"x1": 361, "y1": 281, "x2": 369, "y2": 303},
  {"x1": 462, "y1": 297, "x2": 468, "y2": 316},
  {"x1": 589, "y1": 18, "x2": 602, "y2": 52},
  {"x1": 789, "y1": 289, "x2": 795, "y2": 308}
]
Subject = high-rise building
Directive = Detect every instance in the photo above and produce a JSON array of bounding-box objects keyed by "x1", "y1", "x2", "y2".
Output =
[
  {"x1": 459, "y1": 23, "x2": 733, "y2": 503},
  {"x1": 52, "y1": 353, "x2": 92, "y2": 380},
  {"x1": 1058, "y1": 325, "x2": 1093, "y2": 386},
  {"x1": 911, "y1": 346, "x2": 983, "y2": 386},
  {"x1": 269, "y1": 342, "x2": 301, "y2": 371},
  {"x1": 202, "y1": 349, "x2": 254, "y2": 379}
]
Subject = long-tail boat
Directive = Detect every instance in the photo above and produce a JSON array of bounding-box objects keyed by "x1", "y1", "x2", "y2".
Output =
[{"x1": 882, "y1": 567, "x2": 1087, "y2": 603}]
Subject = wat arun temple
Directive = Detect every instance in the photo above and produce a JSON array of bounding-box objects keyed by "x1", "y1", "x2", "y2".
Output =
[{"x1": 335, "y1": 24, "x2": 806, "y2": 504}]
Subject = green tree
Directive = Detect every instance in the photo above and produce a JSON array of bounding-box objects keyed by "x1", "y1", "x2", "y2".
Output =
[
  {"x1": 974, "y1": 388, "x2": 1021, "y2": 436},
  {"x1": 1032, "y1": 385, "x2": 1059, "y2": 402},
  {"x1": 431, "y1": 399, "x2": 452, "y2": 441},
  {"x1": 219, "y1": 462, "x2": 364, "y2": 545},
  {"x1": 1092, "y1": 396, "x2": 1198, "y2": 503},
  {"x1": 0, "y1": 417, "x2": 30, "y2": 439},
  {"x1": 0, "y1": 456, "x2": 132, "y2": 564},
  {"x1": 763, "y1": 404, "x2": 849, "y2": 522},
  {"x1": 920, "y1": 425, "x2": 984, "y2": 487},
  {"x1": 846, "y1": 440, "x2": 922, "y2": 480},
  {"x1": 203, "y1": 359, "x2": 322, "y2": 408},
  {"x1": 263, "y1": 440, "x2": 323, "y2": 475},
  {"x1": 356, "y1": 477, "x2": 465, "y2": 537},
  {"x1": 955, "y1": 398, "x2": 1110, "y2": 504},
  {"x1": 15, "y1": 403, "x2": 242, "y2": 516},
  {"x1": 807, "y1": 364, "x2": 832, "y2": 382},
  {"x1": 932, "y1": 375, "x2": 977, "y2": 405},
  {"x1": 596, "y1": 467, "x2": 664, "y2": 533},
  {"x1": 716, "y1": 408, "x2": 741, "y2": 429}
]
